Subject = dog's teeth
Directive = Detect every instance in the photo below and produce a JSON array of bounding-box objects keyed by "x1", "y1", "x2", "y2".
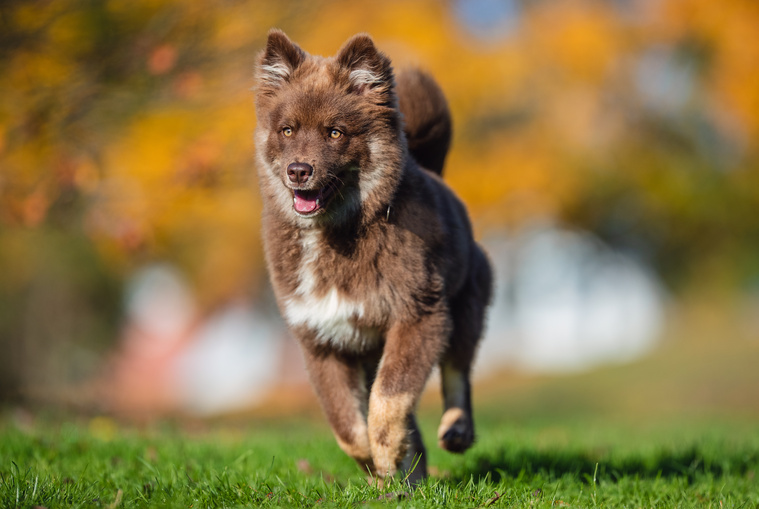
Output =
[
  {"x1": 316, "y1": 198, "x2": 320, "y2": 207},
  {"x1": 293, "y1": 197, "x2": 297, "y2": 204}
]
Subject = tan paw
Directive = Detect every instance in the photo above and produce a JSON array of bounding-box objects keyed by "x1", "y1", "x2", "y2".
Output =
[
  {"x1": 368, "y1": 392, "x2": 413, "y2": 478},
  {"x1": 371, "y1": 439, "x2": 401, "y2": 480},
  {"x1": 437, "y1": 408, "x2": 474, "y2": 453}
]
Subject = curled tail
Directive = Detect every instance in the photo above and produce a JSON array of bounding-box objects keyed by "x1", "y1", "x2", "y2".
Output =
[{"x1": 396, "y1": 68, "x2": 452, "y2": 176}]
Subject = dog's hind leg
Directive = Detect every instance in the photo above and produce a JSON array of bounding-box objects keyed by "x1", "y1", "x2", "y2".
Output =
[
  {"x1": 438, "y1": 247, "x2": 492, "y2": 453},
  {"x1": 399, "y1": 414, "x2": 427, "y2": 484},
  {"x1": 438, "y1": 360, "x2": 475, "y2": 453}
]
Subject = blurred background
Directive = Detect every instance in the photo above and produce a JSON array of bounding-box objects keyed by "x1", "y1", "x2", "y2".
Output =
[{"x1": 1, "y1": 0, "x2": 758, "y2": 420}]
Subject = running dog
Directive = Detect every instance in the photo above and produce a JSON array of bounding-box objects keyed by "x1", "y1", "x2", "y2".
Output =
[{"x1": 254, "y1": 29, "x2": 492, "y2": 483}]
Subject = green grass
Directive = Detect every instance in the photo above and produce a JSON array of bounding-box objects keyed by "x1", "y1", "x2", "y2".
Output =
[
  {"x1": 3, "y1": 299, "x2": 759, "y2": 507},
  {"x1": 2, "y1": 411, "x2": 758, "y2": 508}
]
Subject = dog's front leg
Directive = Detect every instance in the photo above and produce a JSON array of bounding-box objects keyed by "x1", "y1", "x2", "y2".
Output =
[
  {"x1": 301, "y1": 342, "x2": 375, "y2": 475},
  {"x1": 367, "y1": 313, "x2": 448, "y2": 481}
]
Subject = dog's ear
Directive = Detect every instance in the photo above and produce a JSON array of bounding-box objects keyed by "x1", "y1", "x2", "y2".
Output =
[
  {"x1": 257, "y1": 29, "x2": 306, "y2": 90},
  {"x1": 336, "y1": 34, "x2": 394, "y2": 102}
]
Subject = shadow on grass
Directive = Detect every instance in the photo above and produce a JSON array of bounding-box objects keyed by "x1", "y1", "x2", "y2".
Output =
[{"x1": 457, "y1": 446, "x2": 758, "y2": 484}]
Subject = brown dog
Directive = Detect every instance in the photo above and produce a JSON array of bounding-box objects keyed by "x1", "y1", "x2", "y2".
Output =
[{"x1": 254, "y1": 30, "x2": 492, "y2": 482}]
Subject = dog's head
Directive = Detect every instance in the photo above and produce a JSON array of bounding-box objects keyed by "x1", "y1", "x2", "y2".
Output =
[{"x1": 254, "y1": 30, "x2": 405, "y2": 227}]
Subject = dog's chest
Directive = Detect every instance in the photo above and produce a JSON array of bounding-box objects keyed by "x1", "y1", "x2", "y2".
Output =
[{"x1": 280, "y1": 230, "x2": 384, "y2": 352}]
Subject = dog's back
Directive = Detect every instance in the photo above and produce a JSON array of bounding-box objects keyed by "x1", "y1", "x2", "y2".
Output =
[{"x1": 396, "y1": 69, "x2": 452, "y2": 176}]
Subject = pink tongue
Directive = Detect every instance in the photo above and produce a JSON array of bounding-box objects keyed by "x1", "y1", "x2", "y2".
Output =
[{"x1": 294, "y1": 191, "x2": 319, "y2": 214}]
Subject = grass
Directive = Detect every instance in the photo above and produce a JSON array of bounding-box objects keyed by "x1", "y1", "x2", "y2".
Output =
[
  {"x1": 2, "y1": 410, "x2": 758, "y2": 508},
  {"x1": 3, "y1": 298, "x2": 759, "y2": 507}
]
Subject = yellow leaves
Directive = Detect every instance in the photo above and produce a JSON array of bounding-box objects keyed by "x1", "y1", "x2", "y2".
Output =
[
  {"x1": 705, "y1": 4, "x2": 759, "y2": 139},
  {"x1": 4, "y1": 2, "x2": 83, "y2": 91},
  {"x1": 296, "y1": 0, "x2": 453, "y2": 65},
  {"x1": 446, "y1": 131, "x2": 578, "y2": 229},
  {"x1": 0, "y1": 124, "x2": 7, "y2": 157},
  {"x1": 6, "y1": 51, "x2": 74, "y2": 90},
  {"x1": 175, "y1": 188, "x2": 262, "y2": 308},
  {"x1": 0, "y1": 141, "x2": 55, "y2": 226},
  {"x1": 210, "y1": 3, "x2": 281, "y2": 52},
  {"x1": 73, "y1": 156, "x2": 101, "y2": 194},
  {"x1": 48, "y1": 9, "x2": 92, "y2": 55},
  {"x1": 526, "y1": 0, "x2": 622, "y2": 84},
  {"x1": 660, "y1": 0, "x2": 759, "y2": 139},
  {"x1": 86, "y1": 100, "x2": 259, "y2": 300},
  {"x1": 11, "y1": 1, "x2": 62, "y2": 32},
  {"x1": 105, "y1": 112, "x2": 183, "y2": 186},
  {"x1": 2, "y1": 0, "x2": 757, "y2": 307}
]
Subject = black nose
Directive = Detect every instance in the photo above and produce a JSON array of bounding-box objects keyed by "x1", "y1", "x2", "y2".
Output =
[{"x1": 287, "y1": 162, "x2": 313, "y2": 185}]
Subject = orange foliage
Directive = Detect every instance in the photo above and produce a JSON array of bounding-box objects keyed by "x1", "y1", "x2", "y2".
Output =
[{"x1": 1, "y1": 0, "x2": 758, "y2": 310}]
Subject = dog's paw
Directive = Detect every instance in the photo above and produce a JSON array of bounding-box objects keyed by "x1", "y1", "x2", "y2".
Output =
[{"x1": 437, "y1": 408, "x2": 474, "y2": 453}]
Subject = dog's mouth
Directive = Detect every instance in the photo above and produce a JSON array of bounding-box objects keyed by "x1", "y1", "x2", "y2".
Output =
[{"x1": 292, "y1": 182, "x2": 340, "y2": 216}]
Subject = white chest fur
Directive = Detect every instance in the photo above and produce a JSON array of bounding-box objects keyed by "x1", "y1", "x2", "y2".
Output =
[
  {"x1": 284, "y1": 288, "x2": 381, "y2": 351},
  {"x1": 282, "y1": 230, "x2": 382, "y2": 352}
]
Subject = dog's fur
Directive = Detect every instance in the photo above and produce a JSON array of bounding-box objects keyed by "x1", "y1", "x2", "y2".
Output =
[{"x1": 254, "y1": 30, "x2": 492, "y2": 482}]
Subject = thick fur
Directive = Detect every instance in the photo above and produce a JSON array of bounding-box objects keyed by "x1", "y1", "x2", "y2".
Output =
[{"x1": 254, "y1": 30, "x2": 492, "y2": 482}]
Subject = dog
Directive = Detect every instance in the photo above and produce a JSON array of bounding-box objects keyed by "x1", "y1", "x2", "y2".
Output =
[{"x1": 254, "y1": 29, "x2": 492, "y2": 483}]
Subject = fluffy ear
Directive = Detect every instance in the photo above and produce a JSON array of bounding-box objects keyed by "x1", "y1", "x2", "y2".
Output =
[
  {"x1": 257, "y1": 29, "x2": 306, "y2": 89},
  {"x1": 336, "y1": 34, "x2": 394, "y2": 100}
]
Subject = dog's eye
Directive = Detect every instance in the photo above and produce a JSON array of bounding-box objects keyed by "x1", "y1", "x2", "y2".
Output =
[
  {"x1": 329, "y1": 129, "x2": 343, "y2": 139},
  {"x1": 282, "y1": 127, "x2": 293, "y2": 137}
]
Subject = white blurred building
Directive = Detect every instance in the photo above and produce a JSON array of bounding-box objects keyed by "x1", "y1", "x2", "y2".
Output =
[{"x1": 478, "y1": 223, "x2": 665, "y2": 374}]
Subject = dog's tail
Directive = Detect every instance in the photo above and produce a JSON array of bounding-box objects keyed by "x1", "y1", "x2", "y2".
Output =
[{"x1": 396, "y1": 69, "x2": 452, "y2": 176}]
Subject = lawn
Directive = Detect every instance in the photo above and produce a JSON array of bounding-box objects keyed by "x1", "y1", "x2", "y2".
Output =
[
  {"x1": 2, "y1": 408, "x2": 758, "y2": 508},
  {"x1": 3, "y1": 301, "x2": 759, "y2": 508}
]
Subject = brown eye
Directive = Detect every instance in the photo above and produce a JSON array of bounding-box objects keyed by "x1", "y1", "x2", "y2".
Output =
[
  {"x1": 329, "y1": 129, "x2": 342, "y2": 139},
  {"x1": 282, "y1": 127, "x2": 293, "y2": 137}
]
